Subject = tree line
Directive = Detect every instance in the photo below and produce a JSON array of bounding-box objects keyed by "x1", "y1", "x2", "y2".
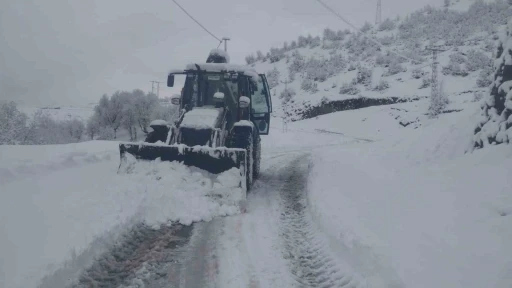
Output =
[
  {"x1": 0, "y1": 89, "x2": 178, "y2": 145},
  {"x1": 86, "y1": 89, "x2": 178, "y2": 141}
]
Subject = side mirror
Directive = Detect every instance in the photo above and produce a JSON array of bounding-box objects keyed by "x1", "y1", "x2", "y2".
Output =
[
  {"x1": 213, "y1": 92, "x2": 225, "y2": 103},
  {"x1": 171, "y1": 94, "x2": 181, "y2": 105},
  {"x1": 239, "y1": 96, "x2": 250, "y2": 108},
  {"x1": 167, "y1": 74, "x2": 175, "y2": 87}
]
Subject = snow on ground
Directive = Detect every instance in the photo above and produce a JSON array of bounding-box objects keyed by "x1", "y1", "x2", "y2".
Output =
[
  {"x1": 0, "y1": 142, "x2": 243, "y2": 288},
  {"x1": 2, "y1": 87, "x2": 511, "y2": 288},
  {"x1": 0, "y1": 141, "x2": 117, "y2": 184},
  {"x1": 285, "y1": 93, "x2": 512, "y2": 287}
]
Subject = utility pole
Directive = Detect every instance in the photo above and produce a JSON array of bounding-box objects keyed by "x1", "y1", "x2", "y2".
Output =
[
  {"x1": 280, "y1": 79, "x2": 292, "y2": 133},
  {"x1": 375, "y1": 0, "x2": 382, "y2": 25},
  {"x1": 150, "y1": 81, "x2": 162, "y2": 97},
  {"x1": 280, "y1": 79, "x2": 292, "y2": 91},
  {"x1": 222, "y1": 37, "x2": 230, "y2": 52}
]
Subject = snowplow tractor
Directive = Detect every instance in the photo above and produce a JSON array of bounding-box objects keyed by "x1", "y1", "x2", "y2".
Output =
[{"x1": 119, "y1": 50, "x2": 272, "y2": 199}]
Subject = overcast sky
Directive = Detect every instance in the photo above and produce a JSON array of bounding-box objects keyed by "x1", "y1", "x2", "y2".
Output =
[{"x1": 0, "y1": 0, "x2": 442, "y2": 107}]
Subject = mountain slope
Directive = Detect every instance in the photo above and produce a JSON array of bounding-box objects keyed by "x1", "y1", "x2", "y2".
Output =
[{"x1": 247, "y1": 0, "x2": 511, "y2": 120}]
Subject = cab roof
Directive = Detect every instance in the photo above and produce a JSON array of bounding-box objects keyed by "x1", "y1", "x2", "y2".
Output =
[{"x1": 170, "y1": 63, "x2": 259, "y2": 81}]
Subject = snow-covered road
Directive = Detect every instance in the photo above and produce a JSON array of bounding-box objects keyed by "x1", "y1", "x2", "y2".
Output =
[{"x1": 38, "y1": 146, "x2": 366, "y2": 288}]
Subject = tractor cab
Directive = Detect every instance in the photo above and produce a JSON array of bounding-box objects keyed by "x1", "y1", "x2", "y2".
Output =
[{"x1": 167, "y1": 57, "x2": 272, "y2": 136}]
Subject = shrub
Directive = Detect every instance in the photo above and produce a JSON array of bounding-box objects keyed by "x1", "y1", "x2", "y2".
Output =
[
  {"x1": 378, "y1": 36, "x2": 394, "y2": 46},
  {"x1": 411, "y1": 67, "x2": 425, "y2": 79},
  {"x1": 465, "y1": 49, "x2": 492, "y2": 72},
  {"x1": 301, "y1": 78, "x2": 319, "y2": 93},
  {"x1": 386, "y1": 61, "x2": 407, "y2": 76},
  {"x1": 355, "y1": 66, "x2": 373, "y2": 86},
  {"x1": 476, "y1": 68, "x2": 493, "y2": 87},
  {"x1": 266, "y1": 67, "x2": 280, "y2": 89},
  {"x1": 280, "y1": 88, "x2": 297, "y2": 104},
  {"x1": 339, "y1": 82, "x2": 361, "y2": 95},
  {"x1": 442, "y1": 61, "x2": 469, "y2": 77},
  {"x1": 472, "y1": 91, "x2": 484, "y2": 102},
  {"x1": 375, "y1": 79, "x2": 390, "y2": 91},
  {"x1": 419, "y1": 78, "x2": 431, "y2": 89},
  {"x1": 245, "y1": 54, "x2": 256, "y2": 65},
  {"x1": 378, "y1": 18, "x2": 396, "y2": 31}
]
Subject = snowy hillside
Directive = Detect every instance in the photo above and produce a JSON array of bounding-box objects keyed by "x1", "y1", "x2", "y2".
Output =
[{"x1": 247, "y1": 0, "x2": 511, "y2": 120}]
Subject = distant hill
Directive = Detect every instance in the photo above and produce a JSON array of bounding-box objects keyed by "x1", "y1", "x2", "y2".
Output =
[
  {"x1": 19, "y1": 104, "x2": 96, "y2": 123},
  {"x1": 245, "y1": 0, "x2": 511, "y2": 120}
]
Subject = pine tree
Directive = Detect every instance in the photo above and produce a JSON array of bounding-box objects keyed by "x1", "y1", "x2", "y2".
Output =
[{"x1": 473, "y1": 19, "x2": 512, "y2": 148}]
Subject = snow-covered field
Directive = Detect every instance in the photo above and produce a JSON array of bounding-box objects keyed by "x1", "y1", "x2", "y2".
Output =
[{"x1": 1, "y1": 88, "x2": 511, "y2": 288}]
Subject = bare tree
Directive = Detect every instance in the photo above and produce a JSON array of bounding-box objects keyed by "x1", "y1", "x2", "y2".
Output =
[
  {"x1": 86, "y1": 113, "x2": 101, "y2": 140},
  {"x1": 133, "y1": 90, "x2": 158, "y2": 135}
]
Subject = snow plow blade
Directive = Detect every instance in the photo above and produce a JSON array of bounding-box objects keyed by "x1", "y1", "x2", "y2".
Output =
[{"x1": 118, "y1": 142, "x2": 247, "y2": 187}]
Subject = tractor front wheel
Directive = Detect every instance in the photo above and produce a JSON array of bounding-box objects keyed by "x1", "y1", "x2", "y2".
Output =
[{"x1": 229, "y1": 129, "x2": 254, "y2": 191}]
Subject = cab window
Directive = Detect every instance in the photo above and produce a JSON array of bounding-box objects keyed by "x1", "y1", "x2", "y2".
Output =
[{"x1": 252, "y1": 76, "x2": 270, "y2": 113}]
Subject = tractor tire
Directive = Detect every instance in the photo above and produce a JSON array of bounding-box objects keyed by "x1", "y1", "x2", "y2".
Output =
[
  {"x1": 253, "y1": 130, "x2": 261, "y2": 180},
  {"x1": 229, "y1": 129, "x2": 253, "y2": 191}
]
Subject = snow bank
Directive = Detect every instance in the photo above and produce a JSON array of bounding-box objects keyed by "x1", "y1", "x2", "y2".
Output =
[
  {"x1": 305, "y1": 102, "x2": 512, "y2": 288},
  {"x1": 0, "y1": 141, "x2": 243, "y2": 288},
  {"x1": 180, "y1": 107, "x2": 223, "y2": 129},
  {"x1": 0, "y1": 141, "x2": 117, "y2": 184}
]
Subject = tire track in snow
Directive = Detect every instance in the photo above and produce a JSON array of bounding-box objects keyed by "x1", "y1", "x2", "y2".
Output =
[
  {"x1": 278, "y1": 155, "x2": 362, "y2": 288},
  {"x1": 71, "y1": 222, "x2": 193, "y2": 288},
  {"x1": 177, "y1": 220, "x2": 221, "y2": 288}
]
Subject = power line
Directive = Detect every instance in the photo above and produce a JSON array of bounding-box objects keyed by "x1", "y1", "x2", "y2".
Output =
[{"x1": 171, "y1": 0, "x2": 222, "y2": 43}]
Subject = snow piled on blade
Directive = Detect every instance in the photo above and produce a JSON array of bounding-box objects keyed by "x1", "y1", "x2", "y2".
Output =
[
  {"x1": 180, "y1": 107, "x2": 223, "y2": 129},
  {"x1": 119, "y1": 153, "x2": 243, "y2": 227}
]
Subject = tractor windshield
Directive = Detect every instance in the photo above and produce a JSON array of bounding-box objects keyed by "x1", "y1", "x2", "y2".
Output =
[{"x1": 182, "y1": 72, "x2": 238, "y2": 108}]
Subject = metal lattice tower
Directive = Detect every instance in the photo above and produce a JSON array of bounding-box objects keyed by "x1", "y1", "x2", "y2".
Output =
[
  {"x1": 376, "y1": 0, "x2": 382, "y2": 25},
  {"x1": 150, "y1": 81, "x2": 162, "y2": 97},
  {"x1": 426, "y1": 46, "x2": 447, "y2": 116},
  {"x1": 426, "y1": 47, "x2": 446, "y2": 100}
]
